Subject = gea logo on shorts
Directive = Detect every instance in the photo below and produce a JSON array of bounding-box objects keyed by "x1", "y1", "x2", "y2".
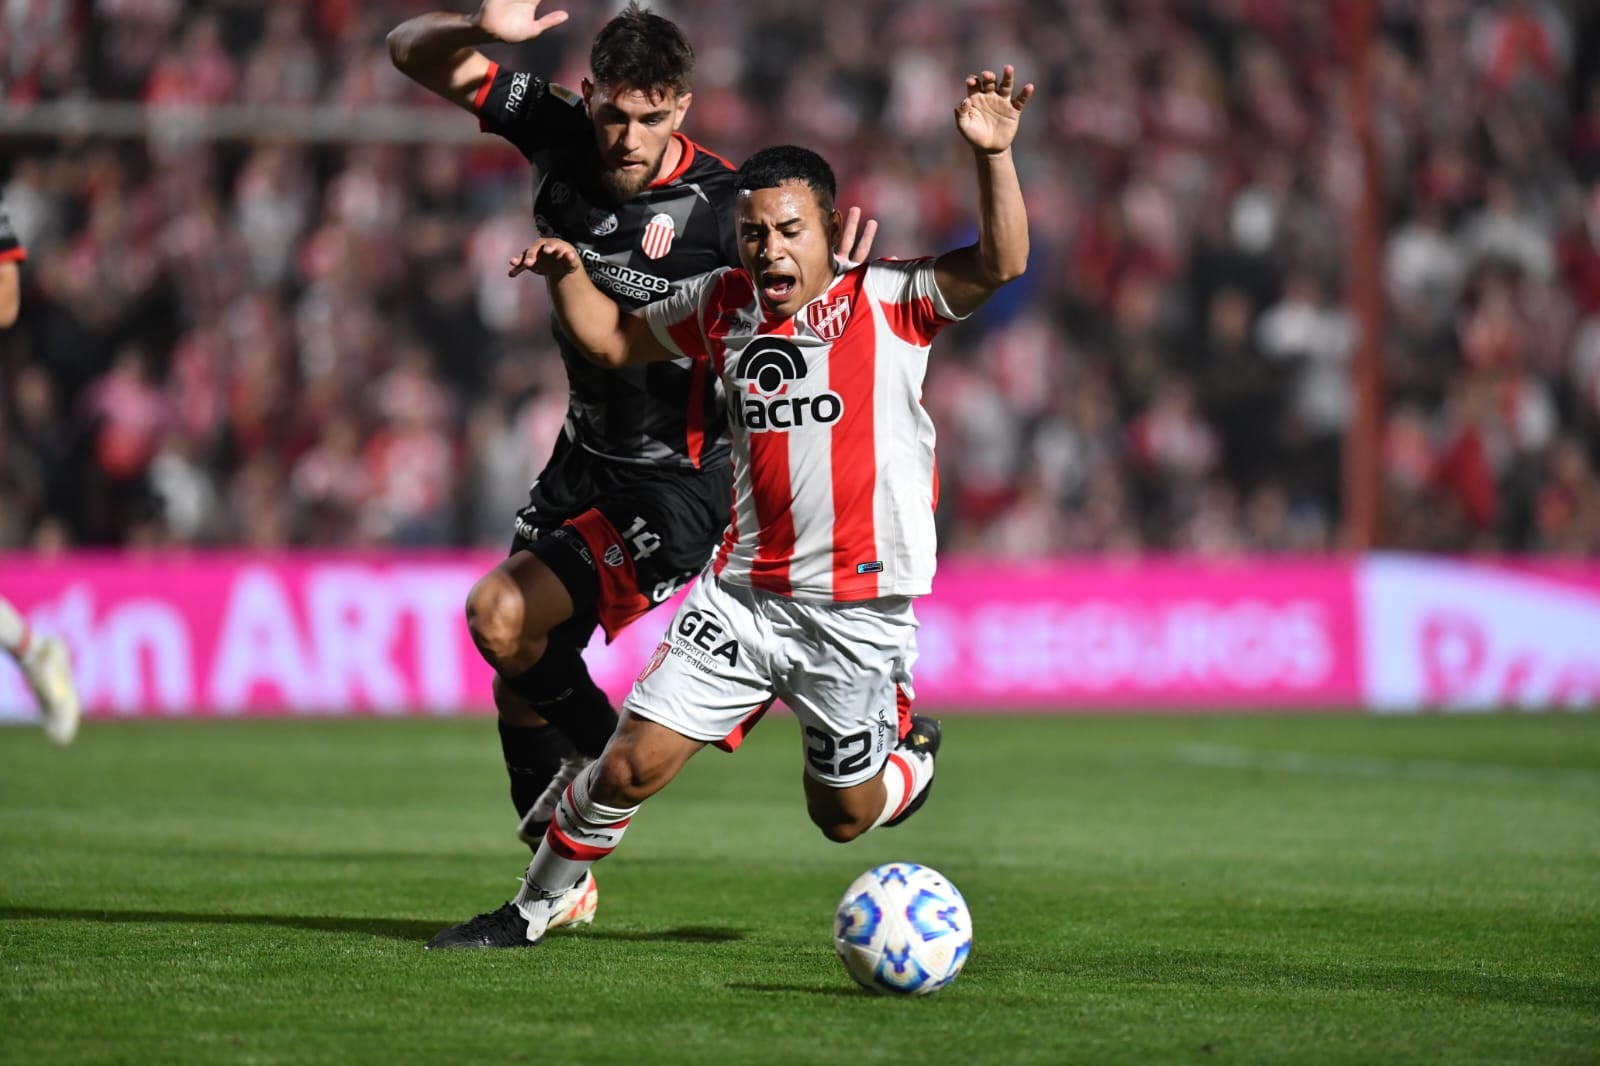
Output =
[
  {"x1": 677, "y1": 609, "x2": 739, "y2": 666},
  {"x1": 731, "y1": 337, "x2": 843, "y2": 432}
]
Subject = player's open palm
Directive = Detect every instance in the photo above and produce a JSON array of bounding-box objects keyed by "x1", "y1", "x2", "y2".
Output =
[
  {"x1": 955, "y1": 65, "x2": 1033, "y2": 154},
  {"x1": 509, "y1": 238, "x2": 581, "y2": 279},
  {"x1": 475, "y1": 0, "x2": 569, "y2": 44}
]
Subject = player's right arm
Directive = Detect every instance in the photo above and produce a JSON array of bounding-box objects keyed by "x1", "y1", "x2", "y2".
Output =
[
  {"x1": 509, "y1": 239, "x2": 687, "y2": 368},
  {"x1": 386, "y1": 1, "x2": 569, "y2": 111},
  {"x1": 0, "y1": 262, "x2": 19, "y2": 329}
]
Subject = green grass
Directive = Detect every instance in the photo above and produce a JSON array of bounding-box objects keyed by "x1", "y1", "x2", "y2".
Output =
[{"x1": 3, "y1": 713, "x2": 1598, "y2": 1065}]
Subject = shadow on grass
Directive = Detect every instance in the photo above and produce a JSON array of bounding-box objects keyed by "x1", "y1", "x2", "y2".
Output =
[
  {"x1": 725, "y1": 982, "x2": 863, "y2": 998},
  {"x1": 982, "y1": 945, "x2": 1600, "y2": 1012},
  {"x1": 1, "y1": 906, "x2": 747, "y2": 946}
]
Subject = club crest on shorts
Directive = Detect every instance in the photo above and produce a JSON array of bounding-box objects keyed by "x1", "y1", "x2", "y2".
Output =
[
  {"x1": 806, "y1": 294, "x2": 851, "y2": 341},
  {"x1": 637, "y1": 640, "x2": 671, "y2": 683},
  {"x1": 641, "y1": 212, "x2": 676, "y2": 259},
  {"x1": 604, "y1": 544, "x2": 625, "y2": 567}
]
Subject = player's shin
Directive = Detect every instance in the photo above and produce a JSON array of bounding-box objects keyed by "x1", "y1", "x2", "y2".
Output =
[
  {"x1": 516, "y1": 762, "x2": 638, "y2": 936},
  {"x1": 503, "y1": 639, "x2": 620, "y2": 758},
  {"x1": 498, "y1": 717, "x2": 578, "y2": 820}
]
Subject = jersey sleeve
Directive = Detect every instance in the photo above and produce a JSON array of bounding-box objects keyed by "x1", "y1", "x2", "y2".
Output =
[
  {"x1": 473, "y1": 62, "x2": 591, "y2": 160},
  {"x1": 0, "y1": 202, "x2": 25, "y2": 263},
  {"x1": 640, "y1": 267, "x2": 729, "y2": 359},
  {"x1": 864, "y1": 257, "x2": 967, "y2": 345}
]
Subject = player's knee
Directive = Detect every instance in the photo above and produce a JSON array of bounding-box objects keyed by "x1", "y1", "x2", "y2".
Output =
[
  {"x1": 591, "y1": 747, "x2": 667, "y2": 807},
  {"x1": 806, "y1": 798, "x2": 873, "y2": 843},
  {"x1": 465, "y1": 572, "x2": 533, "y2": 665}
]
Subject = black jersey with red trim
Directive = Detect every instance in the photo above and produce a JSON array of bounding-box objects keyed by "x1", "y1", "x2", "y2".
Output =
[
  {"x1": 0, "y1": 201, "x2": 25, "y2": 263},
  {"x1": 476, "y1": 62, "x2": 736, "y2": 471}
]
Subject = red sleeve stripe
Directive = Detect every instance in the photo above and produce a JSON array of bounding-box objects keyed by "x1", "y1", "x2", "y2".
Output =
[
  {"x1": 0, "y1": 247, "x2": 25, "y2": 263},
  {"x1": 472, "y1": 61, "x2": 500, "y2": 113}
]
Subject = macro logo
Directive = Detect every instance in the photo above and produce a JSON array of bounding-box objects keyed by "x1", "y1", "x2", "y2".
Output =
[{"x1": 732, "y1": 337, "x2": 843, "y2": 432}]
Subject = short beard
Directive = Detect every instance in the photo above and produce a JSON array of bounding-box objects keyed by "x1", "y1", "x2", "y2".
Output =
[{"x1": 596, "y1": 157, "x2": 659, "y2": 203}]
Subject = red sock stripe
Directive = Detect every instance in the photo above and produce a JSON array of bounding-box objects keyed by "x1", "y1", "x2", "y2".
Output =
[
  {"x1": 886, "y1": 753, "x2": 916, "y2": 820},
  {"x1": 545, "y1": 823, "x2": 617, "y2": 863}
]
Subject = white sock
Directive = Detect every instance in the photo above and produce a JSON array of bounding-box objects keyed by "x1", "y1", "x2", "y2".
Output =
[
  {"x1": 0, "y1": 597, "x2": 31, "y2": 660},
  {"x1": 871, "y1": 750, "x2": 934, "y2": 829},
  {"x1": 519, "y1": 761, "x2": 638, "y2": 903}
]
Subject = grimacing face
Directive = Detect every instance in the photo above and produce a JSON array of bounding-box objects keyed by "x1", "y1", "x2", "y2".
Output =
[
  {"x1": 736, "y1": 182, "x2": 842, "y2": 317},
  {"x1": 583, "y1": 79, "x2": 691, "y2": 202}
]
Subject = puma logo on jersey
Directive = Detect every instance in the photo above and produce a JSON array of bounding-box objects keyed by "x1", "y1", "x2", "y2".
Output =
[
  {"x1": 506, "y1": 72, "x2": 532, "y2": 114},
  {"x1": 731, "y1": 336, "x2": 844, "y2": 432}
]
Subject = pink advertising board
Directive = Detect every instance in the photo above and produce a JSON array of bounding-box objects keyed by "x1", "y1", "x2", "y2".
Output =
[{"x1": 0, "y1": 554, "x2": 1595, "y2": 718}]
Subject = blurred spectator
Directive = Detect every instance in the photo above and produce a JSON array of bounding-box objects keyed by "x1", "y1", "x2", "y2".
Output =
[{"x1": 1, "y1": 0, "x2": 1599, "y2": 557}]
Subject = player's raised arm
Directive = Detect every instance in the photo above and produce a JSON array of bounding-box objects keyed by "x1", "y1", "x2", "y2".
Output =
[
  {"x1": 387, "y1": 1, "x2": 569, "y2": 110},
  {"x1": 509, "y1": 239, "x2": 680, "y2": 368},
  {"x1": 933, "y1": 65, "x2": 1033, "y2": 319}
]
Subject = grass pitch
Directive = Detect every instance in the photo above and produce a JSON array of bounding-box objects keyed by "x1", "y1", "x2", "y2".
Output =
[{"x1": 2, "y1": 712, "x2": 1597, "y2": 1065}]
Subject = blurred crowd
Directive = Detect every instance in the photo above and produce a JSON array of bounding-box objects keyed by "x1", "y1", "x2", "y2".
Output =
[{"x1": 3, "y1": 0, "x2": 1600, "y2": 555}]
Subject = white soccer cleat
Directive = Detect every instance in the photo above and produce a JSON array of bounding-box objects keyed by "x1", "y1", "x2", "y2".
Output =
[
  {"x1": 515, "y1": 869, "x2": 599, "y2": 942},
  {"x1": 25, "y1": 637, "x2": 81, "y2": 747},
  {"x1": 545, "y1": 869, "x2": 599, "y2": 932}
]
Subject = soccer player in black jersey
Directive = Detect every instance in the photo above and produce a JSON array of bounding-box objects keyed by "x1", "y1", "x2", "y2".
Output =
[{"x1": 388, "y1": 1, "x2": 873, "y2": 946}]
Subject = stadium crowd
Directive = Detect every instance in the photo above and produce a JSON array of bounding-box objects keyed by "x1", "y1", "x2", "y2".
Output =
[{"x1": 2, "y1": 0, "x2": 1599, "y2": 555}]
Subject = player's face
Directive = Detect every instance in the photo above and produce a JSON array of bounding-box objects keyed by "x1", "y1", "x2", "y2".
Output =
[
  {"x1": 584, "y1": 80, "x2": 691, "y2": 202},
  {"x1": 737, "y1": 183, "x2": 842, "y2": 318}
]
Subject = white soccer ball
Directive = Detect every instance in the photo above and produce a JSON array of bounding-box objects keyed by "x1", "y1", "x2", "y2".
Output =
[{"x1": 833, "y1": 862, "x2": 972, "y2": 996}]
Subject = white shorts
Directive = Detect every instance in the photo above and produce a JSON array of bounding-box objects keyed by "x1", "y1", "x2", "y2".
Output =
[{"x1": 624, "y1": 574, "x2": 918, "y2": 787}]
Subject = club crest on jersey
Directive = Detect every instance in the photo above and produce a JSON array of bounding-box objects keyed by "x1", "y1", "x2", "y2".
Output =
[
  {"x1": 731, "y1": 337, "x2": 844, "y2": 432},
  {"x1": 637, "y1": 640, "x2": 672, "y2": 683},
  {"x1": 806, "y1": 294, "x2": 852, "y2": 341},
  {"x1": 641, "y1": 212, "x2": 676, "y2": 259}
]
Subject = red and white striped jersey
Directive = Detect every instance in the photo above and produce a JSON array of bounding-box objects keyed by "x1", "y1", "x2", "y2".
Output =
[{"x1": 642, "y1": 258, "x2": 965, "y2": 602}]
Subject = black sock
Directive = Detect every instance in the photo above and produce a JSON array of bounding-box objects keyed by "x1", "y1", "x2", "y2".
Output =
[
  {"x1": 502, "y1": 641, "x2": 620, "y2": 758},
  {"x1": 497, "y1": 719, "x2": 578, "y2": 821}
]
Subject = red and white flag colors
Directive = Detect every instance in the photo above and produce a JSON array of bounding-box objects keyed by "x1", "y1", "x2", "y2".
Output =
[
  {"x1": 640, "y1": 212, "x2": 676, "y2": 259},
  {"x1": 643, "y1": 258, "x2": 962, "y2": 603}
]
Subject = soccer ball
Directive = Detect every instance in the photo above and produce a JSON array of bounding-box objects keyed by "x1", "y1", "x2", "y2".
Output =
[{"x1": 833, "y1": 862, "x2": 972, "y2": 996}]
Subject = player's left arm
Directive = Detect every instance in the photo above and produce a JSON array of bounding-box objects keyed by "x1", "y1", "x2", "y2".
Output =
[{"x1": 933, "y1": 65, "x2": 1033, "y2": 319}]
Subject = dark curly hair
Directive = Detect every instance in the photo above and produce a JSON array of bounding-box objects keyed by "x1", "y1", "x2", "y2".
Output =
[
  {"x1": 590, "y1": 3, "x2": 694, "y2": 96},
  {"x1": 734, "y1": 146, "x2": 837, "y2": 216}
]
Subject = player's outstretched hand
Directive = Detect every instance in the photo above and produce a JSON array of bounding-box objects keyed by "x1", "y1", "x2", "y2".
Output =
[
  {"x1": 834, "y1": 205, "x2": 878, "y2": 267},
  {"x1": 509, "y1": 238, "x2": 582, "y2": 279},
  {"x1": 955, "y1": 65, "x2": 1033, "y2": 154},
  {"x1": 474, "y1": 0, "x2": 568, "y2": 45}
]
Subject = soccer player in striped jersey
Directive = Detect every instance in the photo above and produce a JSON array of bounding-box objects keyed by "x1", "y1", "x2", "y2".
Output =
[
  {"x1": 0, "y1": 199, "x2": 81, "y2": 746},
  {"x1": 434, "y1": 65, "x2": 1032, "y2": 949},
  {"x1": 391, "y1": 1, "x2": 874, "y2": 947}
]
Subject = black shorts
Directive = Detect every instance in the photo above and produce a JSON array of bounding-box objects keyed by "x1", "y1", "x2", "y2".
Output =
[{"x1": 510, "y1": 435, "x2": 733, "y2": 648}]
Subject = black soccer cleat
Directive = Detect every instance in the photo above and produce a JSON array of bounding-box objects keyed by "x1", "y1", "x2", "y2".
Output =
[
  {"x1": 425, "y1": 902, "x2": 537, "y2": 950},
  {"x1": 424, "y1": 873, "x2": 597, "y2": 949},
  {"x1": 883, "y1": 715, "x2": 942, "y2": 828}
]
